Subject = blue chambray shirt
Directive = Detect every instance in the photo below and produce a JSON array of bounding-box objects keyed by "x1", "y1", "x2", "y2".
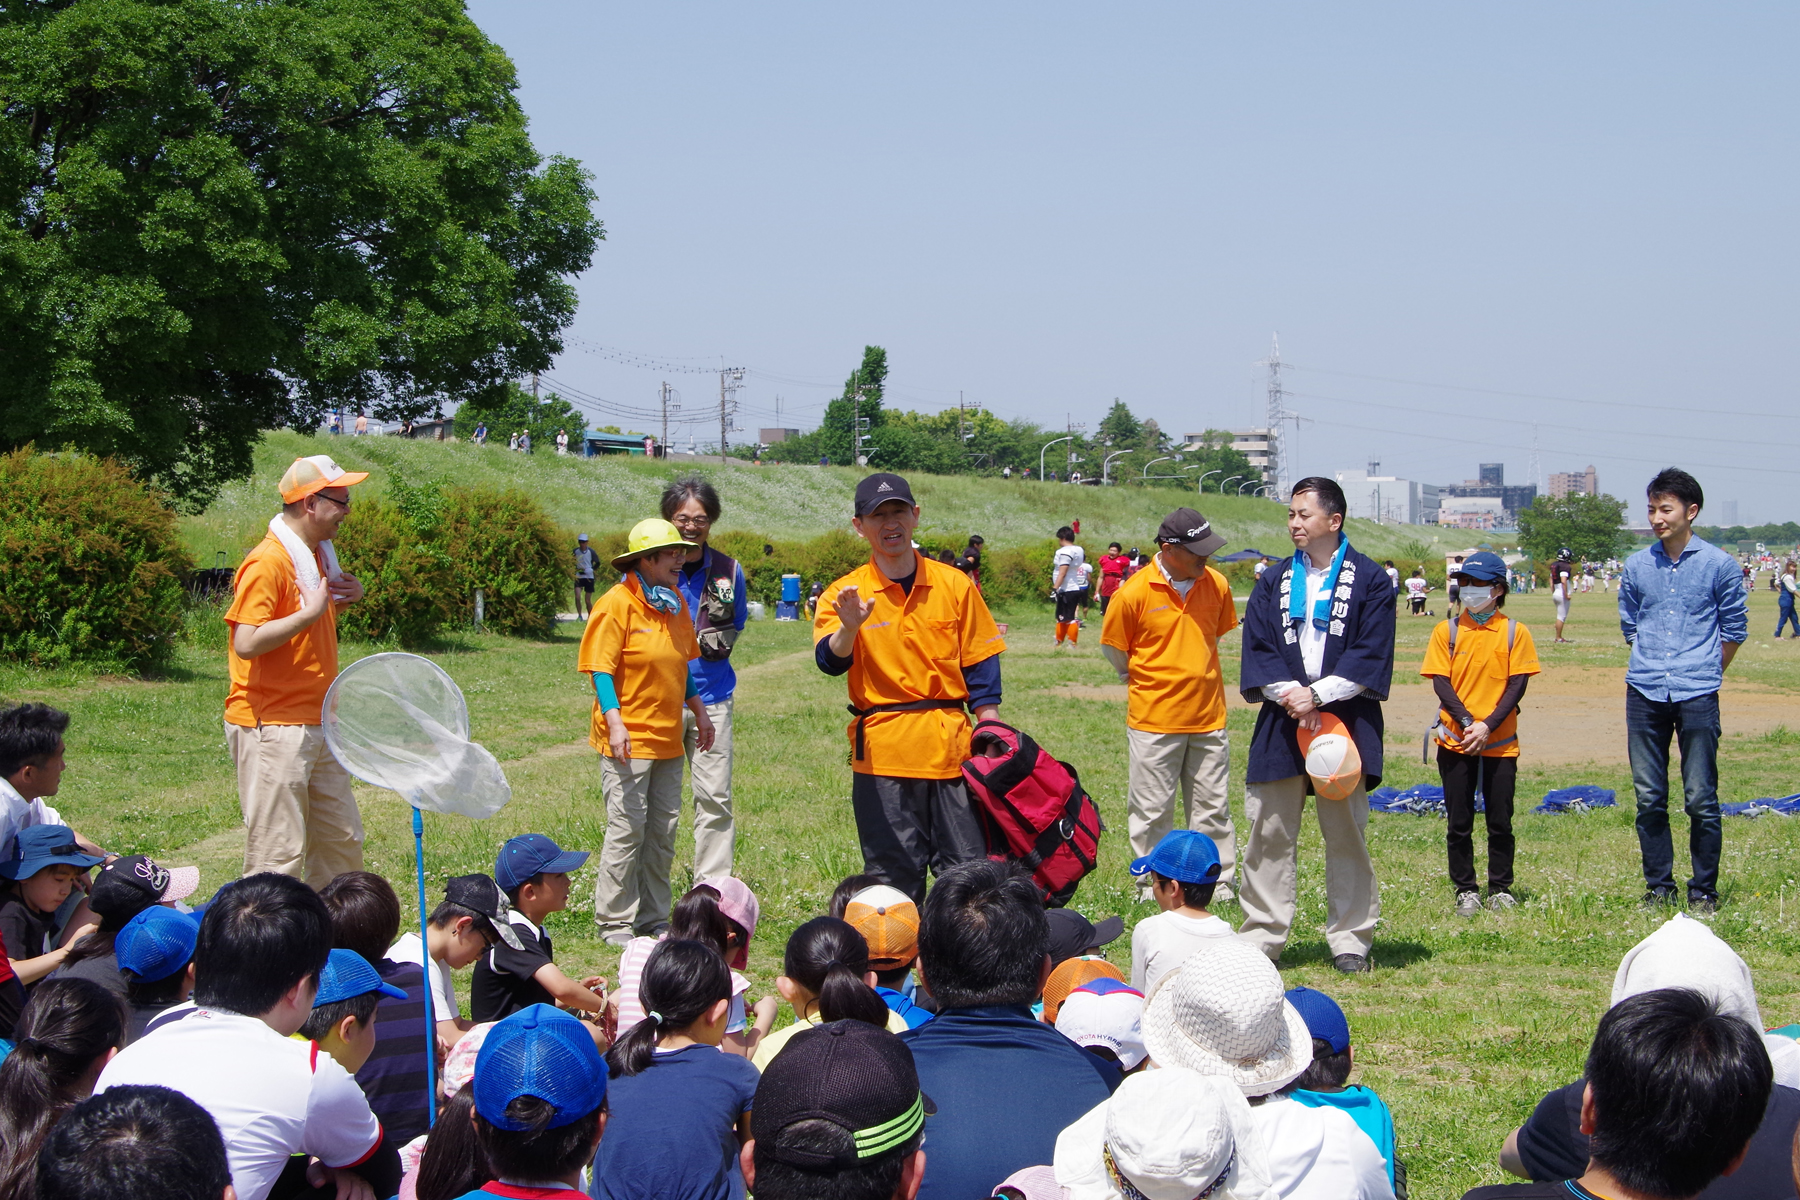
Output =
[{"x1": 1618, "y1": 534, "x2": 1748, "y2": 702}]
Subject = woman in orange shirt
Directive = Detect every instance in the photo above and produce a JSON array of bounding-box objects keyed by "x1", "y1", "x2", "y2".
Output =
[{"x1": 580, "y1": 519, "x2": 716, "y2": 947}]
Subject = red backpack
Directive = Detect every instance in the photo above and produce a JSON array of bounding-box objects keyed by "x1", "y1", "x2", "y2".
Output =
[{"x1": 961, "y1": 720, "x2": 1104, "y2": 906}]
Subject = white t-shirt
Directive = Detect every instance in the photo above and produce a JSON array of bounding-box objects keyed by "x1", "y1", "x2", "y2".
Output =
[
  {"x1": 388, "y1": 931, "x2": 457, "y2": 1022},
  {"x1": 1249, "y1": 1094, "x2": 1394, "y2": 1200},
  {"x1": 1405, "y1": 577, "x2": 1427, "y2": 598},
  {"x1": 1384, "y1": 566, "x2": 1399, "y2": 589},
  {"x1": 97, "y1": 1008, "x2": 383, "y2": 1200},
  {"x1": 1053, "y1": 544, "x2": 1087, "y2": 592},
  {"x1": 0, "y1": 777, "x2": 63, "y2": 864},
  {"x1": 1254, "y1": 560, "x2": 1268, "y2": 577},
  {"x1": 1129, "y1": 910, "x2": 1236, "y2": 993}
]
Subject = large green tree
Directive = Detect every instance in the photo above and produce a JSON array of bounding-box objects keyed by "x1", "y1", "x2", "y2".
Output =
[
  {"x1": 1517, "y1": 492, "x2": 1631, "y2": 563},
  {"x1": 0, "y1": 0, "x2": 603, "y2": 507}
]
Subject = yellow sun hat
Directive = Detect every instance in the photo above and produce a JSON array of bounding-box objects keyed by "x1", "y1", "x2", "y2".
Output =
[{"x1": 610, "y1": 518, "x2": 696, "y2": 571}]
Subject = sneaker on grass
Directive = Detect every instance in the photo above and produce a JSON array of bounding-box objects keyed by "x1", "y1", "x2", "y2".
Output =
[
  {"x1": 1487, "y1": 892, "x2": 1517, "y2": 913},
  {"x1": 1455, "y1": 890, "x2": 1482, "y2": 918}
]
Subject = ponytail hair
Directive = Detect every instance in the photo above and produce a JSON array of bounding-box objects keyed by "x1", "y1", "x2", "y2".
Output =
[
  {"x1": 604, "y1": 939, "x2": 730, "y2": 1079},
  {"x1": 0, "y1": 977, "x2": 128, "y2": 1200},
  {"x1": 669, "y1": 885, "x2": 731, "y2": 961},
  {"x1": 784, "y1": 917, "x2": 889, "y2": 1029}
]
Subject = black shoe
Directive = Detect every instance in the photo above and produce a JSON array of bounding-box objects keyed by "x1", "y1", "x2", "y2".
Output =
[
  {"x1": 1333, "y1": 953, "x2": 1371, "y2": 974},
  {"x1": 1642, "y1": 888, "x2": 1678, "y2": 908},
  {"x1": 1688, "y1": 894, "x2": 1718, "y2": 915}
]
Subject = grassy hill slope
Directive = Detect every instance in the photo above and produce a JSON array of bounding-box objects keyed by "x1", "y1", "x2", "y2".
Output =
[{"x1": 184, "y1": 429, "x2": 1465, "y2": 565}]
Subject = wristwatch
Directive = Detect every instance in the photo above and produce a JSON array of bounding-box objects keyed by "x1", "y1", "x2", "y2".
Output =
[{"x1": 1309, "y1": 686, "x2": 1323, "y2": 709}]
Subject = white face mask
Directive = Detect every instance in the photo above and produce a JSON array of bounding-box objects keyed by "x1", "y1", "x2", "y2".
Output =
[{"x1": 1461, "y1": 585, "x2": 1496, "y2": 610}]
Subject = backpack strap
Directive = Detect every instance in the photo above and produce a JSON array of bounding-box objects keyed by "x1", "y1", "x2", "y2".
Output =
[
  {"x1": 1445, "y1": 617, "x2": 1458, "y2": 657},
  {"x1": 1507, "y1": 617, "x2": 1517, "y2": 652}
]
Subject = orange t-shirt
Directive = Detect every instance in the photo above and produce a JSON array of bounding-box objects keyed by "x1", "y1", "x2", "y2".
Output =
[
  {"x1": 1419, "y1": 613, "x2": 1541, "y2": 757},
  {"x1": 223, "y1": 535, "x2": 340, "y2": 728},
  {"x1": 578, "y1": 575, "x2": 700, "y2": 761},
  {"x1": 1100, "y1": 559, "x2": 1238, "y2": 734},
  {"x1": 814, "y1": 553, "x2": 1007, "y2": 779}
]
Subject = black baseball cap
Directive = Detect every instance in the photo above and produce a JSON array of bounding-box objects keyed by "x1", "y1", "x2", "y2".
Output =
[
  {"x1": 854, "y1": 473, "x2": 917, "y2": 517},
  {"x1": 444, "y1": 873, "x2": 525, "y2": 951},
  {"x1": 1046, "y1": 908, "x2": 1125, "y2": 966},
  {"x1": 1155, "y1": 508, "x2": 1228, "y2": 557},
  {"x1": 752, "y1": 1021, "x2": 935, "y2": 1169}
]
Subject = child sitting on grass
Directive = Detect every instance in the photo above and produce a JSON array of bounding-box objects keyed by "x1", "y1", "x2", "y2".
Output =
[
  {"x1": 1126, "y1": 830, "x2": 1233, "y2": 993},
  {"x1": 53, "y1": 855, "x2": 200, "y2": 999},
  {"x1": 472, "y1": 835, "x2": 608, "y2": 1038},
  {"x1": 466, "y1": 1005, "x2": 608, "y2": 1200},
  {"x1": 390, "y1": 873, "x2": 516, "y2": 1052},
  {"x1": 299, "y1": 948, "x2": 408, "y2": 1075},
  {"x1": 114, "y1": 906, "x2": 199, "y2": 1042},
  {"x1": 0, "y1": 826, "x2": 104, "y2": 999},
  {"x1": 751, "y1": 917, "x2": 904, "y2": 1070},
  {"x1": 592, "y1": 939, "x2": 759, "y2": 1200},
  {"x1": 840, "y1": 881, "x2": 933, "y2": 1026},
  {"x1": 613, "y1": 879, "x2": 777, "y2": 1058},
  {"x1": 1284, "y1": 985, "x2": 1402, "y2": 1195},
  {"x1": 0, "y1": 976, "x2": 129, "y2": 1200}
]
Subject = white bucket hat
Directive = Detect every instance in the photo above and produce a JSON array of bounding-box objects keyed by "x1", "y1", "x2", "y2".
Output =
[
  {"x1": 1053, "y1": 1068, "x2": 1279, "y2": 1200},
  {"x1": 1140, "y1": 940, "x2": 1312, "y2": 1096}
]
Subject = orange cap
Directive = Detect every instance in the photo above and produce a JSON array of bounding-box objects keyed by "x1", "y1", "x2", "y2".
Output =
[
  {"x1": 1042, "y1": 956, "x2": 1123, "y2": 1024},
  {"x1": 1298, "y1": 712, "x2": 1364, "y2": 802},
  {"x1": 279, "y1": 454, "x2": 370, "y2": 504},
  {"x1": 843, "y1": 884, "x2": 919, "y2": 970}
]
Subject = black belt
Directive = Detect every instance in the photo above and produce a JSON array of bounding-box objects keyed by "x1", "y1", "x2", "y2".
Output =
[{"x1": 847, "y1": 699, "x2": 966, "y2": 761}]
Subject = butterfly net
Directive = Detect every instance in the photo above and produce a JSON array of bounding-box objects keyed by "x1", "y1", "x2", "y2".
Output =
[{"x1": 323, "y1": 653, "x2": 511, "y2": 819}]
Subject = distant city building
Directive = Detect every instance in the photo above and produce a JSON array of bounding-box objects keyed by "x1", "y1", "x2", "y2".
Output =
[
  {"x1": 759, "y1": 428, "x2": 800, "y2": 444},
  {"x1": 1478, "y1": 463, "x2": 1505, "y2": 486},
  {"x1": 1717, "y1": 500, "x2": 1739, "y2": 526},
  {"x1": 1440, "y1": 462, "x2": 1536, "y2": 524},
  {"x1": 1436, "y1": 497, "x2": 1506, "y2": 530},
  {"x1": 1548, "y1": 465, "x2": 1598, "y2": 499},
  {"x1": 1184, "y1": 428, "x2": 1276, "y2": 483},
  {"x1": 1333, "y1": 468, "x2": 1438, "y2": 525}
]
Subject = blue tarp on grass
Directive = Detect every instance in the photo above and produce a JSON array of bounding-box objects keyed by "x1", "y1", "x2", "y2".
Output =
[{"x1": 1366, "y1": 784, "x2": 1620, "y2": 815}]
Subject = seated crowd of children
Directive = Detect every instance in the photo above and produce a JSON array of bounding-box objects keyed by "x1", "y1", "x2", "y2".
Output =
[{"x1": 2, "y1": 704, "x2": 1794, "y2": 1200}]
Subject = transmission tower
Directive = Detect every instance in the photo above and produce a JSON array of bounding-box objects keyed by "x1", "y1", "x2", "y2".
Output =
[{"x1": 1258, "y1": 335, "x2": 1303, "y2": 497}]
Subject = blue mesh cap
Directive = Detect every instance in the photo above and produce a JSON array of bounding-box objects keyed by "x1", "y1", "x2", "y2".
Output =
[
  {"x1": 495, "y1": 834, "x2": 590, "y2": 892},
  {"x1": 114, "y1": 907, "x2": 200, "y2": 982},
  {"x1": 473, "y1": 1004, "x2": 607, "y2": 1129},
  {"x1": 1128, "y1": 829, "x2": 1221, "y2": 884},
  {"x1": 1284, "y1": 985, "x2": 1351, "y2": 1055},
  {"x1": 1454, "y1": 551, "x2": 1507, "y2": 583},
  {"x1": 313, "y1": 949, "x2": 408, "y2": 1006}
]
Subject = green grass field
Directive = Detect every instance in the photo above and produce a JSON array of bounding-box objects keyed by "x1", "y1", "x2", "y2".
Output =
[{"x1": 9, "y1": 565, "x2": 1800, "y2": 1196}]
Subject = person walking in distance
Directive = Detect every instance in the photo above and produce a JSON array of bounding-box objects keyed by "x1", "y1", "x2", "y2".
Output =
[
  {"x1": 663, "y1": 476, "x2": 749, "y2": 880},
  {"x1": 814, "y1": 474, "x2": 1006, "y2": 902},
  {"x1": 572, "y1": 534, "x2": 599, "y2": 621},
  {"x1": 1551, "y1": 549, "x2": 1575, "y2": 643},
  {"x1": 1101, "y1": 509, "x2": 1239, "y2": 900},
  {"x1": 1775, "y1": 559, "x2": 1798, "y2": 639},
  {"x1": 1238, "y1": 478, "x2": 1395, "y2": 974},
  {"x1": 224, "y1": 456, "x2": 369, "y2": 887},
  {"x1": 1618, "y1": 468, "x2": 1747, "y2": 914},
  {"x1": 1052, "y1": 526, "x2": 1087, "y2": 646}
]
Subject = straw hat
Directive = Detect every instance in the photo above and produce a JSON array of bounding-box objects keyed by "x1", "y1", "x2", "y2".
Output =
[
  {"x1": 611, "y1": 518, "x2": 696, "y2": 570},
  {"x1": 1053, "y1": 1068, "x2": 1278, "y2": 1200},
  {"x1": 1140, "y1": 940, "x2": 1312, "y2": 1095}
]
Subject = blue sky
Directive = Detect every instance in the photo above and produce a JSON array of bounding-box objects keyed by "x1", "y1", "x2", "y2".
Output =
[{"x1": 466, "y1": 2, "x2": 1799, "y2": 525}]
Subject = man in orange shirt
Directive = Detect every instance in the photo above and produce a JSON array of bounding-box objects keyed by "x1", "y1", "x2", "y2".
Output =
[
  {"x1": 1100, "y1": 508, "x2": 1238, "y2": 897},
  {"x1": 224, "y1": 455, "x2": 368, "y2": 886},
  {"x1": 814, "y1": 474, "x2": 1007, "y2": 902}
]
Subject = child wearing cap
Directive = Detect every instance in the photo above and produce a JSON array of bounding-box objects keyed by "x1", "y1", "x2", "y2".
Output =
[
  {"x1": 300, "y1": 948, "x2": 410, "y2": 1074},
  {"x1": 0, "y1": 826, "x2": 105, "y2": 999},
  {"x1": 389, "y1": 873, "x2": 516, "y2": 1050},
  {"x1": 1041, "y1": 908, "x2": 1127, "y2": 1023},
  {"x1": 613, "y1": 879, "x2": 777, "y2": 1058},
  {"x1": 1284, "y1": 985, "x2": 1401, "y2": 1193},
  {"x1": 464, "y1": 1005, "x2": 609, "y2": 1200},
  {"x1": 841, "y1": 882, "x2": 934, "y2": 1028},
  {"x1": 1054, "y1": 977, "x2": 1147, "y2": 1074},
  {"x1": 1420, "y1": 550, "x2": 1540, "y2": 918},
  {"x1": 1052, "y1": 1068, "x2": 1277, "y2": 1200},
  {"x1": 1126, "y1": 830, "x2": 1234, "y2": 993},
  {"x1": 752, "y1": 917, "x2": 906, "y2": 1071},
  {"x1": 51, "y1": 855, "x2": 200, "y2": 999},
  {"x1": 472, "y1": 835, "x2": 608, "y2": 1033},
  {"x1": 114, "y1": 906, "x2": 199, "y2": 1042}
]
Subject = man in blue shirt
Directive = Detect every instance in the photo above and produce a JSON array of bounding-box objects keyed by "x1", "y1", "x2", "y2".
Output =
[
  {"x1": 899, "y1": 861, "x2": 1119, "y2": 1200},
  {"x1": 663, "y1": 476, "x2": 749, "y2": 879},
  {"x1": 1618, "y1": 468, "x2": 1747, "y2": 912}
]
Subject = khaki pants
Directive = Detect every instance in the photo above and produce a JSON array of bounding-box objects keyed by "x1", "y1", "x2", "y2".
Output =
[
  {"x1": 682, "y1": 698, "x2": 735, "y2": 880},
  {"x1": 593, "y1": 754, "x2": 684, "y2": 940},
  {"x1": 226, "y1": 722, "x2": 364, "y2": 889},
  {"x1": 1237, "y1": 775, "x2": 1379, "y2": 960},
  {"x1": 1125, "y1": 728, "x2": 1234, "y2": 887}
]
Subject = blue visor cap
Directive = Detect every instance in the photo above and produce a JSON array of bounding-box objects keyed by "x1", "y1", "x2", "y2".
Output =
[
  {"x1": 473, "y1": 1004, "x2": 607, "y2": 1129},
  {"x1": 0, "y1": 825, "x2": 104, "y2": 880},
  {"x1": 1284, "y1": 985, "x2": 1351, "y2": 1054},
  {"x1": 495, "y1": 834, "x2": 590, "y2": 892},
  {"x1": 314, "y1": 949, "x2": 408, "y2": 1006},
  {"x1": 1128, "y1": 829, "x2": 1221, "y2": 883},
  {"x1": 115, "y1": 907, "x2": 200, "y2": 982},
  {"x1": 1456, "y1": 551, "x2": 1507, "y2": 583}
]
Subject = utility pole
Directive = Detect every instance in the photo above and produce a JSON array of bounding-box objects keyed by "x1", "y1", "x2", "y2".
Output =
[
  {"x1": 659, "y1": 382, "x2": 676, "y2": 459},
  {"x1": 531, "y1": 372, "x2": 539, "y2": 401},
  {"x1": 718, "y1": 368, "x2": 743, "y2": 464}
]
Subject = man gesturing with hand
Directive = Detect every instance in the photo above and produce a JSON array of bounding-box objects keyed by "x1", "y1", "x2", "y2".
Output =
[{"x1": 815, "y1": 474, "x2": 1007, "y2": 902}]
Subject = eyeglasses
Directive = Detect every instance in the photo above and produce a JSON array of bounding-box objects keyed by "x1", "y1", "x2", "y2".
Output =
[
  {"x1": 671, "y1": 514, "x2": 712, "y2": 527},
  {"x1": 312, "y1": 492, "x2": 351, "y2": 509}
]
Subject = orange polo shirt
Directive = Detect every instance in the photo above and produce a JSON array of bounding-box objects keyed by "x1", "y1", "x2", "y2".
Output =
[
  {"x1": 1100, "y1": 558, "x2": 1237, "y2": 734},
  {"x1": 814, "y1": 553, "x2": 1007, "y2": 779},
  {"x1": 579, "y1": 574, "x2": 700, "y2": 761},
  {"x1": 224, "y1": 536, "x2": 340, "y2": 728},
  {"x1": 1420, "y1": 613, "x2": 1541, "y2": 757}
]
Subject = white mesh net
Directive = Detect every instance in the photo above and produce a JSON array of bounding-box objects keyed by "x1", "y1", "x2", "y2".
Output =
[{"x1": 323, "y1": 653, "x2": 512, "y2": 819}]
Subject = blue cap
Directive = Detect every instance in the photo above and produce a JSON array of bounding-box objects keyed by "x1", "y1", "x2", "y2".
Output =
[
  {"x1": 495, "y1": 834, "x2": 589, "y2": 892},
  {"x1": 473, "y1": 1004, "x2": 607, "y2": 1129},
  {"x1": 313, "y1": 949, "x2": 408, "y2": 1006},
  {"x1": 1455, "y1": 551, "x2": 1507, "y2": 583},
  {"x1": 1284, "y1": 985, "x2": 1350, "y2": 1054},
  {"x1": 0, "y1": 825, "x2": 104, "y2": 880},
  {"x1": 1128, "y1": 830, "x2": 1221, "y2": 883},
  {"x1": 115, "y1": 907, "x2": 200, "y2": 983}
]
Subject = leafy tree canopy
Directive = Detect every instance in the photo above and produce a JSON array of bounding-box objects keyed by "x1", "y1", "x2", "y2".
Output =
[
  {"x1": 1097, "y1": 398, "x2": 1141, "y2": 448},
  {"x1": 1695, "y1": 520, "x2": 1800, "y2": 549},
  {"x1": 1517, "y1": 492, "x2": 1630, "y2": 563},
  {"x1": 0, "y1": 0, "x2": 603, "y2": 507}
]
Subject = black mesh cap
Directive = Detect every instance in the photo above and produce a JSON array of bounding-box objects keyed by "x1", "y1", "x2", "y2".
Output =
[{"x1": 752, "y1": 1021, "x2": 935, "y2": 1169}]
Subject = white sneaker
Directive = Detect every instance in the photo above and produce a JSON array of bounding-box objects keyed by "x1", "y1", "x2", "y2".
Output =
[
  {"x1": 601, "y1": 930, "x2": 634, "y2": 948},
  {"x1": 1455, "y1": 890, "x2": 1483, "y2": 917},
  {"x1": 1212, "y1": 882, "x2": 1236, "y2": 905},
  {"x1": 1488, "y1": 892, "x2": 1518, "y2": 912}
]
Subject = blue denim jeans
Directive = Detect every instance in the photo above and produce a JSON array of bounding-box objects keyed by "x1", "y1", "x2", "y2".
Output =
[
  {"x1": 1626, "y1": 686, "x2": 1721, "y2": 900},
  {"x1": 1778, "y1": 597, "x2": 1798, "y2": 638}
]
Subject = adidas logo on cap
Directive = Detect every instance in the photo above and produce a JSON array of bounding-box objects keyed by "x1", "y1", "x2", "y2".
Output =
[{"x1": 877, "y1": 482, "x2": 892, "y2": 492}]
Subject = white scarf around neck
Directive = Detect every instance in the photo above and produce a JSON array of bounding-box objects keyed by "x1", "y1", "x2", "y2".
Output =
[{"x1": 268, "y1": 515, "x2": 344, "y2": 590}]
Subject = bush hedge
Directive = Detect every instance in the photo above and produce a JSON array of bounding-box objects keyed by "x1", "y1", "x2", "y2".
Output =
[{"x1": 0, "y1": 450, "x2": 192, "y2": 669}]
